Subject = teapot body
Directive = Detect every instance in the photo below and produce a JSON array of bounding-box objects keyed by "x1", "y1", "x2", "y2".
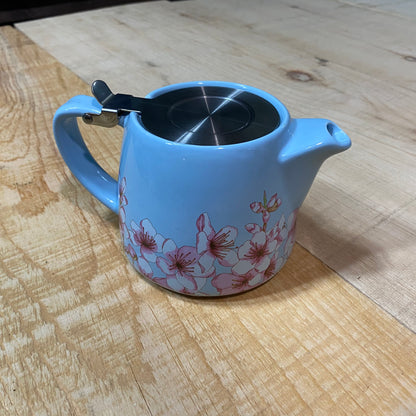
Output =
[{"x1": 53, "y1": 80, "x2": 350, "y2": 296}]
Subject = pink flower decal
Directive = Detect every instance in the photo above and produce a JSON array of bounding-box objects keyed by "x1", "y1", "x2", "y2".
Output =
[
  {"x1": 152, "y1": 276, "x2": 210, "y2": 295},
  {"x1": 267, "y1": 214, "x2": 287, "y2": 246},
  {"x1": 263, "y1": 250, "x2": 284, "y2": 281},
  {"x1": 119, "y1": 177, "x2": 296, "y2": 296},
  {"x1": 124, "y1": 243, "x2": 137, "y2": 261},
  {"x1": 130, "y1": 219, "x2": 164, "y2": 262},
  {"x1": 267, "y1": 193, "x2": 281, "y2": 212},
  {"x1": 119, "y1": 177, "x2": 128, "y2": 206},
  {"x1": 124, "y1": 243, "x2": 154, "y2": 279},
  {"x1": 119, "y1": 206, "x2": 128, "y2": 240},
  {"x1": 250, "y1": 201, "x2": 263, "y2": 213},
  {"x1": 119, "y1": 178, "x2": 128, "y2": 240},
  {"x1": 283, "y1": 210, "x2": 298, "y2": 258},
  {"x1": 212, "y1": 269, "x2": 264, "y2": 296},
  {"x1": 196, "y1": 213, "x2": 238, "y2": 272},
  {"x1": 245, "y1": 223, "x2": 262, "y2": 234},
  {"x1": 136, "y1": 256, "x2": 154, "y2": 279},
  {"x1": 156, "y1": 239, "x2": 210, "y2": 292},
  {"x1": 250, "y1": 191, "x2": 282, "y2": 230},
  {"x1": 232, "y1": 231, "x2": 278, "y2": 275}
]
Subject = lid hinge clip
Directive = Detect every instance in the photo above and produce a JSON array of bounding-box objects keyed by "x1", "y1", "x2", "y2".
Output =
[{"x1": 82, "y1": 80, "x2": 147, "y2": 128}]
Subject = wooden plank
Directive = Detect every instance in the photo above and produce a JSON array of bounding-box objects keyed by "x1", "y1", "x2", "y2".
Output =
[
  {"x1": 2, "y1": 24, "x2": 416, "y2": 415},
  {"x1": 16, "y1": 0, "x2": 416, "y2": 330},
  {"x1": 340, "y1": 0, "x2": 416, "y2": 18}
]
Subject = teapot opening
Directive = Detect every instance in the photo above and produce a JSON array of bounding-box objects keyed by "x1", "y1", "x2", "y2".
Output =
[
  {"x1": 139, "y1": 86, "x2": 280, "y2": 146},
  {"x1": 83, "y1": 80, "x2": 282, "y2": 146}
]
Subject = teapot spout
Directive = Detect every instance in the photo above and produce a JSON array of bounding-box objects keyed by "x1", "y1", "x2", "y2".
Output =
[{"x1": 278, "y1": 118, "x2": 351, "y2": 208}]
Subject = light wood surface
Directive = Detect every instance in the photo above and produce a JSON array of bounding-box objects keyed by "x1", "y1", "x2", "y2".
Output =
[
  {"x1": 17, "y1": 0, "x2": 416, "y2": 332},
  {"x1": 2, "y1": 22, "x2": 416, "y2": 416},
  {"x1": 342, "y1": 0, "x2": 416, "y2": 18}
]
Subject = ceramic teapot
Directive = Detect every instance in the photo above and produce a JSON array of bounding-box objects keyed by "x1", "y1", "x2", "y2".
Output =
[{"x1": 53, "y1": 80, "x2": 351, "y2": 296}]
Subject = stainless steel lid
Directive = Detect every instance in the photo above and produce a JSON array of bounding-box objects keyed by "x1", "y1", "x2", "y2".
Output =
[
  {"x1": 83, "y1": 80, "x2": 280, "y2": 146},
  {"x1": 141, "y1": 86, "x2": 280, "y2": 145}
]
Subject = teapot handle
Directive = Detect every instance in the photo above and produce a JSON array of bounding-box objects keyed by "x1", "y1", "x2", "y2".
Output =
[{"x1": 53, "y1": 95, "x2": 119, "y2": 213}]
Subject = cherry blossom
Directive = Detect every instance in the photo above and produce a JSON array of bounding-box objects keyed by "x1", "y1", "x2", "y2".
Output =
[
  {"x1": 267, "y1": 214, "x2": 287, "y2": 246},
  {"x1": 250, "y1": 191, "x2": 282, "y2": 229},
  {"x1": 267, "y1": 193, "x2": 281, "y2": 212},
  {"x1": 135, "y1": 256, "x2": 154, "y2": 279},
  {"x1": 119, "y1": 176, "x2": 128, "y2": 206},
  {"x1": 212, "y1": 269, "x2": 264, "y2": 295},
  {"x1": 245, "y1": 223, "x2": 262, "y2": 234},
  {"x1": 119, "y1": 178, "x2": 129, "y2": 242},
  {"x1": 263, "y1": 250, "x2": 284, "y2": 281},
  {"x1": 119, "y1": 206, "x2": 128, "y2": 241},
  {"x1": 196, "y1": 213, "x2": 238, "y2": 272},
  {"x1": 250, "y1": 201, "x2": 263, "y2": 213},
  {"x1": 232, "y1": 231, "x2": 278, "y2": 275},
  {"x1": 283, "y1": 210, "x2": 298, "y2": 258},
  {"x1": 130, "y1": 219, "x2": 165, "y2": 262},
  {"x1": 156, "y1": 239, "x2": 210, "y2": 292},
  {"x1": 153, "y1": 275, "x2": 210, "y2": 295},
  {"x1": 124, "y1": 243, "x2": 137, "y2": 261}
]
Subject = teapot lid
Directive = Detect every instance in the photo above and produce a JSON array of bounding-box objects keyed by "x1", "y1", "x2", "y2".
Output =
[{"x1": 83, "y1": 81, "x2": 280, "y2": 146}]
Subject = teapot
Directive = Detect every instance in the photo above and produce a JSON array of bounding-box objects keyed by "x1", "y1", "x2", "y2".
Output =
[{"x1": 53, "y1": 80, "x2": 351, "y2": 296}]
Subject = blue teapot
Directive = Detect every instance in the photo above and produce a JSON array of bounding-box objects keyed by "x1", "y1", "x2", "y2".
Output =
[{"x1": 53, "y1": 80, "x2": 351, "y2": 296}]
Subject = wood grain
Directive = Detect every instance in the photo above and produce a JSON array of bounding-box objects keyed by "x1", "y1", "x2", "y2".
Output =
[
  {"x1": 16, "y1": 0, "x2": 416, "y2": 331},
  {"x1": 2, "y1": 24, "x2": 416, "y2": 415},
  {"x1": 340, "y1": 0, "x2": 416, "y2": 18}
]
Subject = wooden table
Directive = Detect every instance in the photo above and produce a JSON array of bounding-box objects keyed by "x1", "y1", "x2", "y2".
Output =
[{"x1": 1, "y1": 0, "x2": 415, "y2": 414}]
